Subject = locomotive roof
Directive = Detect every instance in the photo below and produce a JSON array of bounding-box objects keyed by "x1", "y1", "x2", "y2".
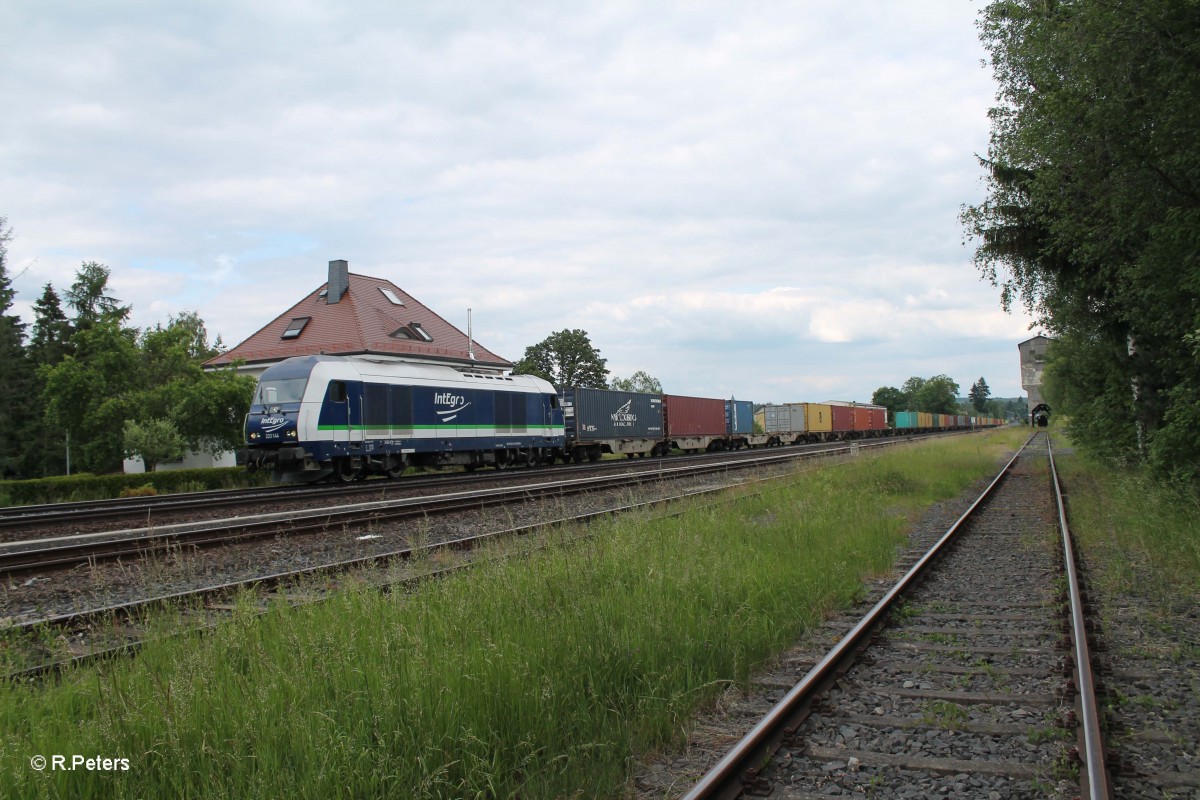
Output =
[{"x1": 205, "y1": 269, "x2": 511, "y2": 370}]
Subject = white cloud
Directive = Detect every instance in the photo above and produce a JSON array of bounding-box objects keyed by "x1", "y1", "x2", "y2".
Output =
[{"x1": 1, "y1": 0, "x2": 1036, "y2": 402}]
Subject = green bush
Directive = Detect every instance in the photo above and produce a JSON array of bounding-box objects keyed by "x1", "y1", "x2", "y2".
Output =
[{"x1": 0, "y1": 467, "x2": 268, "y2": 507}]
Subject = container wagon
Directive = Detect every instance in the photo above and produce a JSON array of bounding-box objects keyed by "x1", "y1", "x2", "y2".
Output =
[
  {"x1": 562, "y1": 387, "x2": 662, "y2": 461},
  {"x1": 664, "y1": 394, "x2": 728, "y2": 453}
]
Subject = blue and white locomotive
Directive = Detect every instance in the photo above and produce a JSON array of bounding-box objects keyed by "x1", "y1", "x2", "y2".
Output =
[{"x1": 244, "y1": 355, "x2": 565, "y2": 482}]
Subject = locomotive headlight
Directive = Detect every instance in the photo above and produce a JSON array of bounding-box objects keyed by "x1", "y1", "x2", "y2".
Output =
[
  {"x1": 249, "y1": 432, "x2": 260, "y2": 440},
  {"x1": 286, "y1": 429, "x2": 297, "y2": 438}
]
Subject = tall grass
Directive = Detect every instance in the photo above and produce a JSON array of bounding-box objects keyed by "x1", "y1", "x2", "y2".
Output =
[
  {"x1": 0, "y1": 429, "x2": 1027, "y2": 799},
  {"x1": 1054, "y1": 434, "x2": 1200, "y2": 601}
]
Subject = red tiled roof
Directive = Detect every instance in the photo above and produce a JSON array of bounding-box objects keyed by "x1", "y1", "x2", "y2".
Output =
[{"x1": 205, "y1": 273, "x2": 511, "y2": 369}]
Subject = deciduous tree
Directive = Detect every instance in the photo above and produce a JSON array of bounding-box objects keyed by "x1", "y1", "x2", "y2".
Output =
[
  {"x1": 964, "y1": 0, "x2": 1200, "y2": 482},
  {"x1": 610, "y1": 370, "x2": 663, "y2": 393},
  {"x1": 512, "y1": 329, "x2": 609, "y2": 389}
]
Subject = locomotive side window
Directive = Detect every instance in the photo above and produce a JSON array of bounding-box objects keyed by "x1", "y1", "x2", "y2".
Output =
[
  {"x1": 389, "y1": 385, "x2": 414, "y2": 428},
  {"x1": 328, "y1": 381, "x2": 347, "y2": 403},
  {"x1": 364, "y1": 383, "x2": 389, "y2": 426}
]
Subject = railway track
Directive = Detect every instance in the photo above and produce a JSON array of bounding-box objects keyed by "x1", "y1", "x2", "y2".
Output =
[
  {"x1": 678, "y1": 431, "x2": 1114, "y2": 799},
  {"x1": 0, "y1": 432, "x2": 967, "y2": 539},
  {"x1": 1, "y1": 457, "x2": 802, "y2": 682},
  {"x1": 0, "y1": 438, "x2": 929, "y2": 580}
]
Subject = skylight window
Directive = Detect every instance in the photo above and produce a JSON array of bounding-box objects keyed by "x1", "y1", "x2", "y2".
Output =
[
  {"x1": 379, "y1": 288, "x2": 405, "y2": 306},
  {"x1": 281, "y1": 317, "x2": 311, "y2": 340},
  {"x1": 409, "y1": 322, "x2": 433, "y2": 342}
]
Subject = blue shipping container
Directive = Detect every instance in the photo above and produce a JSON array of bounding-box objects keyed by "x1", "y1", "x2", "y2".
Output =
[
  {"x1": 894, "y1": 411, "x2": 919, "y2": 429},
  {"x1": 725, "y1": 400, "x2": 754, "y2": 434}
]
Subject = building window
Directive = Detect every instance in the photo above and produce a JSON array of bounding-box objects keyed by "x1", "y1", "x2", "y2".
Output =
[
  {"x1": 389, "y1": 326, "x2": 414, "y2": 339},
  {"x1": 281, "y1": 317, "x2": 311, "y2": 340},
  {"x1": 380, "y1": 288, "x2": 405, "y2": 306},
  {"x1": 409, "y1": 322, "x2": 433, "y2": 342}
]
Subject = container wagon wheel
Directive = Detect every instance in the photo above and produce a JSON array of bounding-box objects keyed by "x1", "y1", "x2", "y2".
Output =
[
  {"x1": 572, "y1": 448, "x2": 584, "y2": 464},
  {"x1": 336, "y1": 458, "x2": 357, "y2": 483},
  {"x1": 385, "y1": 455, "x2": 406, "y2": 479},
  {"x1": 587, "y1": 446, "x2": 601, "y2": 462}
]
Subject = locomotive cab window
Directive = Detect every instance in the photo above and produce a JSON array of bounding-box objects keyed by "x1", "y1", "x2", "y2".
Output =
[
  {"x1": 255, "y1": 378, "x2": 308, "y2": 405},
  {"x1": 328, "y1": 381, "x2": 348, "y2": 402}
]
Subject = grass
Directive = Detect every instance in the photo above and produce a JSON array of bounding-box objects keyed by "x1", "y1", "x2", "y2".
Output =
[
  {"x1": 1052, "y1": 431, "x2": 1200, "y2": 603},
  {"x1": 0, "y1": 428, "x2": 1029, "y2": 799}
]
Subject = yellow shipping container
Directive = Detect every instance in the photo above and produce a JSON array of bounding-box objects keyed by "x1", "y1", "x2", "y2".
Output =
[
  {"x1": 919, "y1": 411, "x2": 933, "y2": 428},
  {"x1": 804, "y1": 403, "x2": 833, "y2": 432}
]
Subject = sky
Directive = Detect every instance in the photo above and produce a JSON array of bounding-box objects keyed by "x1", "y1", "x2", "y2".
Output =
[{"x1": 1, "y1": 1, "x2": 1041, "y2": 404}]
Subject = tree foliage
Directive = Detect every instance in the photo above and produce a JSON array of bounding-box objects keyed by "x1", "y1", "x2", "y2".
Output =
[
  {"x1": 968, "y1": 377, "x2": 991, "y2": 413},
  {"x1": 512, "y1": 329, "x2": 609, "y2": 389},
  {"x1": 872, "y1": 375, "x2": 962, "y2": 415},
  {"x1": 0, "y1": 217, "x2": 37, "y2": 473},
  {"x1": 609, "y1": 370, "x2": 663, "y2": 394},
  {"x1": 123, "y1": 418, "x2": 186, "y2": 473},
  {"x1": 0, "y1": 228, "x2": 259, "y2": 478},
  {"x1": 964, "y1": 0, "x2": 1200, "y2": 483}
]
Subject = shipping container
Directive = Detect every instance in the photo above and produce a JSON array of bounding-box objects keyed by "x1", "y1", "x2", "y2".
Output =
[
  {"x1": 895, "y1": 411, "x2": 919, "y2": 429},
  {"x1": 829, "y1": 404, "x2": 853, "y2": 433},
  {"x1": 725, "y1": 399, "x2": 754, "y2": 435},
  {"x1": 852, "y1": 407, "x2": 870, "y2": 431},
  {"x1": 869, "y1": 407, "x2": 887, "y2": 430},
  {"x1": 805, "y1": 403, "x2": 832, "y2": 432},
  {"x1": 563, "y1": 387, "x2": 662, "y2": 442},
  {"x1": 762, "y1": 403, "x2": 807, "y2": 434},
  {"x1": 919, "y1": 412, "x2": 932, "y2": 428},
  {"x1": 664, "y1": 394, "x2": 727, "y2": 437}
]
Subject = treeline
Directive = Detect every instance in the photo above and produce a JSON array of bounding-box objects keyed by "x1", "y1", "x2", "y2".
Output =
[
  {"x1": 0, "y1": 219, "x2": 254, "y2": 478},
  {"x1": 963, "y1": 0, "x2": 1200, "y2": 484},
  {"x1": 870, "y1": 375, "x2": 1016, "y2": 419}
]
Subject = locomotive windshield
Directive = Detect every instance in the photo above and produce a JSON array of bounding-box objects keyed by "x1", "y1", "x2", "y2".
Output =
[{"x1": 254, "y1": 378, "x2": 308, "y2": 405}]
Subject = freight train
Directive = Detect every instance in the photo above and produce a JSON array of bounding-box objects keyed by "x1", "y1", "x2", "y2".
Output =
[{"x1": 243, "y1": 355, "x2": 1004, "y2": 482}]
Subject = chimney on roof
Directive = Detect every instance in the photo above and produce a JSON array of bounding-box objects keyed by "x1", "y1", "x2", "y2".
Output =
[{"x1": 327, "y1": 259, "x2": 349, "y2": 304}]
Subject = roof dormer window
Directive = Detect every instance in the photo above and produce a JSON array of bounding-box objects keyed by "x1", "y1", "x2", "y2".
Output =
[{"x1": 281, "y1": 317, "x2": 311, "y2": 340}]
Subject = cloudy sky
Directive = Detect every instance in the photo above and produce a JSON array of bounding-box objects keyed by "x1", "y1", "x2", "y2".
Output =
[{"x1": 2, "y1": 1, "x2": 1039, "y2": 403}]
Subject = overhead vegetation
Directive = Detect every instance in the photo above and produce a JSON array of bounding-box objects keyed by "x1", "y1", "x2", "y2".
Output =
[
  {"x1": 962, "y1": 0, "x2": 1200, "y2": 484},
  {"x1": 511, "y1": 328, "x2": 610, "y2": 390},
  {"x1": 0, "y1": 221, "x2": 255, "y2": 478}
]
